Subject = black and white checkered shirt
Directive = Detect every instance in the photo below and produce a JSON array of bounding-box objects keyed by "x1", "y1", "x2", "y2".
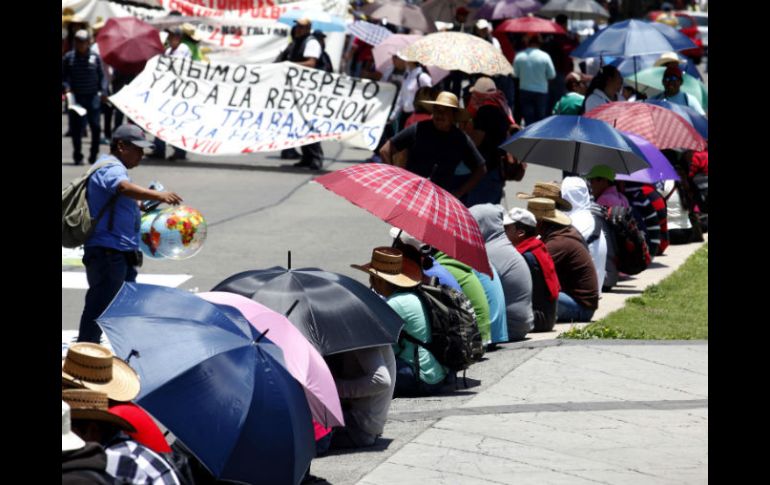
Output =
[{"x1": 105, "y1": 437, "x2": 180, "y2": 485}]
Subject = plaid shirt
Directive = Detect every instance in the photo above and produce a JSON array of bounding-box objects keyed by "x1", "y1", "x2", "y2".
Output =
[{"x1": 105, "y1": 436, "x2": 180, "y2": 485}]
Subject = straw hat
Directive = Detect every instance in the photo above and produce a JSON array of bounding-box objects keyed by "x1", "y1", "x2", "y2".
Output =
[
  {"x1": 63, "y1": 389, "x2": 136, "y2": 433},
  {"x1": 351, "y1": 247, "x2": 422, "y2": 288},
  {"x1": 62, "y1": 401, "x2": 86, "y2": 452},
  {"x1": 517, "y1": 182, "x2": 573, "y2": 211},
  {"x1": 654, "y1": 51, "x2": 681, "y2": 67},
  {"x1": 181, "y1": 23, "x2": 202, "y2": 42},
  {"x1": 92, "y1": 16, "x2": 105, "y2": 32},
  {"x1": 419, "y1": 92, "x2": 471, "y2": 122},
  {"x1": 527, "y1": 198, "x2": 572, "y2": 226},
  {"x1": 62, "y1": 343, "x2": 141, "y2": 403},
  {"x1": 62, "y1": 8, "x2": 86, "y2": 27},
  {"x1": 469, "y1": 77, "x2": 497, "y2": 94}
]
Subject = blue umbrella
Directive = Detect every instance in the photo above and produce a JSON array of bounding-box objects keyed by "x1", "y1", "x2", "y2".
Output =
[
  {"x1": 278, "y1": 10, "x2": 346, "y2": 33},
  {"x1": 97, "y1": 283, "x2": 315, "y2": 485},
  {"x1": 571, "y1": 19, "x2": 696, "y2": 59},
  {"x1": 644, "y1": 99, "x2": 708, "y2": 139},
  {"x1": 499, "y1": 115, "x2": 650, "y2": 174},
  {"x1": 607, "y1": 53, "x2": 702, "y2": 80}
]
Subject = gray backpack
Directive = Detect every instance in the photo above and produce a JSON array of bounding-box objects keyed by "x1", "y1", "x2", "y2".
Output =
[{"x1": 62, "y1": 161, "x2": 120, "y2": 248}]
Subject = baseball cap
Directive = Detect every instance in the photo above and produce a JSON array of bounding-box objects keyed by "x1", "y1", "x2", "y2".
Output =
[
  {"x1": 74, "y1": 29, "x2": 90, "y2": 41},
  {"x1": 112, "y1": 124, "x2": 155, "y2": 148},
  {"x1": 584, "y1": 164, "x2": 616, "y2": 182},
  {"x1": 504, "y1": 207, "x2": 537, "y2": 227},
  {"x1": 475, "y1": 19, "x2": 491, "y2": 31}
]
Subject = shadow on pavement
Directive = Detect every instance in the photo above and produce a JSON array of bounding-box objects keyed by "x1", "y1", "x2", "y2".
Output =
[{"x1": 320, "y1": 438, "x2": 394, "y2": 457}]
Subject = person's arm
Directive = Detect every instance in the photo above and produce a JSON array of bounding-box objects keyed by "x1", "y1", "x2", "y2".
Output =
[
  {"x1": 335, "y1": 348, "x2": 392, "y2": 399},
  {"x1": 379, "y1": 140, "x2": 394, "y2": 165},
  {"x1": 117, "y1": 180, "x2": 183, "y2": 204},
  {"x1": 545, "y1": 54, "x2": 556, "y2": 80},
  {"x1": 296, "y1": 37, "x2": 321, "y2": 68},
  {"x1": 295, "y1": 57, "x2": 318, "y2": 68},
  {"x1": 453, "y1": 133, "x2": 487, "y2": 198},
  {"x1": 380, "y1": 125, "x2": 415, "y2": 164}
]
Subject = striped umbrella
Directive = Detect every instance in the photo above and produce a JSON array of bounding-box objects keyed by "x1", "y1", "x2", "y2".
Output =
[
  {"x1": 397, "y1": 31, "x2": 513, "y2": 76},
  {"x1": 495, "y1": 17, "x2": 567, "y2": 34},
  {"x1": 585, "y1": 102, "x2": 706, "y2": 151},
  {"x1": 314, "y1": 164, "x2": 493, "y2": 277},
  {"x1": 347, "y1": 21, "x2": 393, "y2": 46}
]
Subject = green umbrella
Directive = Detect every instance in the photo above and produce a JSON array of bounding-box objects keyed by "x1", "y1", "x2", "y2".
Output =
[{"x1": 624, "y1": 66, "x2": 708, "y2": 111}]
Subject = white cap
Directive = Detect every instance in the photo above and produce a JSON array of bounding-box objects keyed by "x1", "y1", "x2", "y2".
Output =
[
  {"x1": 389, "y1": 227, "x2": 426, "y2": 251},
  {"x1": 475, "y1": 19, "x2": 491, "y2": 31},
  {"x1": 62, "y1": 401, "x2": 86, "y2": 452},
  {"x1": 505, "y1": 207, "x2": 537, "y2": 227},
  {"x1": 74, "y1": 29, "x2": 90, "y2": 41}
]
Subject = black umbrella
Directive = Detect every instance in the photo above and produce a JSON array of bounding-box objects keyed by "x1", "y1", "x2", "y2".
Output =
[{"x1": 212, "y1": 266, "x2": 404, "y2": 356}]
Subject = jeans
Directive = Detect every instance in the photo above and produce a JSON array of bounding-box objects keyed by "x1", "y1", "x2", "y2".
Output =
[
  {"x1": 393, "y1": 357, "x2": 445, "y2": 397},
  {"x1": 519, "y1": 90, "x2": 549, "y2": 126},
  {"x1": 77, "y1": 247, "x2": 138, "y2": 343},
  {"x1": 556, "y1": 291, "x2": 595, "y2": 323},
  {"x1": 69, "y1": 93, "x2": 101, "y2": 163}
]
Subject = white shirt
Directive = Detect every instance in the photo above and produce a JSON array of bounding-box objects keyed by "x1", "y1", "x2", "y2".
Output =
[
  {"x1": 303, "y1": 37, "x2": 322, "y2": 60},
  {"x1": 659, "y1": 180, "x2": 692, "y2": 230},
  {"x1": 165, "y1": 42, "x2": 192, "y2": 58},
  {"x1": 392, "y1": 66, "x2": 432, "y2": 119},
  {"x1": 583, "y1": 88, "x2": 613, "y2": 113}
]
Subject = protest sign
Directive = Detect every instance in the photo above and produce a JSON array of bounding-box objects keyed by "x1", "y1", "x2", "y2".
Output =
[{"x1": 109, "y1": 55, "x2": 396, "y2": 154}]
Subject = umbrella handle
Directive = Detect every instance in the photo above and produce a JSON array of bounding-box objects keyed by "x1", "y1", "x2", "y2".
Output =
[
  {"x1": 392, "y1": 229, "x2": 403, "y2": 248},
  {"x1": 255, "y1": 328, "x2": 270, "y2": 343},
  {"x1": 285, "y1": 299, "x2": 299, "y2": 317},
  {"x1": 288, "y1": 250, "x2": 291, "y2": 270},
  {"x1": 125, "y1": 349, "x2": 140, "y2": 364}
]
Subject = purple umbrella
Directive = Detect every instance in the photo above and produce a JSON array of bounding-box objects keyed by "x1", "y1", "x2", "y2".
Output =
[
  {"x1": 616, "y1": 131, "x2": 680, "y2": 184},
  {"x1": 475, "y1": 0, "x2": 542, "y2": 21}
]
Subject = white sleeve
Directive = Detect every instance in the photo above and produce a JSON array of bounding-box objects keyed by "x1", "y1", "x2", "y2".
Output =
[
  {"x1": 686, "y1": 94, "x2": 706, "y2": 116},
  {"x1": 583, "y1": 93, "x2": 601, "y2": 113},
  {"x1": 303, "y1": 38, "x2": 322, "y2": 60}
]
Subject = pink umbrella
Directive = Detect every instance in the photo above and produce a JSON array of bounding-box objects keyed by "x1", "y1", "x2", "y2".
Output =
[
  {"x1": 96, "y1": 17, "x2": 164, "y2": 75},
  {"x1": 373, "y1": 34, "x2": 449, "y2": 86},
  {"x1": 197, "y1": 292, "x2": 344, "y2": 428}
]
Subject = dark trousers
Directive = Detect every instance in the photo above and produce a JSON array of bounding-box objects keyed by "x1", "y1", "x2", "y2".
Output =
[
  {"x1": 519, "y1": 90, "x2": 549, "y2": 126},
  {"x1": 393, "y1": 357, "x2": 445, "y2": 397},
  {"x1": 102, "y1": 101, "x2": 114, "y2": 139},
  {"x1": 302, "y1": 142, "x2": 324, "y2": 168},
  {"x1": 69, "y1": 93, "x2": 101, "y2": 163},
  {"x1": 77, "y1": 247, "x2": 138, "y2": 343}
]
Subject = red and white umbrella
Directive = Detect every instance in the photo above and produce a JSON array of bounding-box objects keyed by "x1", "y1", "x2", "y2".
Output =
[
  {"x1": 585, "y1": 101, "x2": 706, "y2": 151},
  {"x1": 495, "y1": 17, "x2": 567, "y2": 35},
  {"x1": 314, "y1": 164, "x2": 493, "y2": 277}
]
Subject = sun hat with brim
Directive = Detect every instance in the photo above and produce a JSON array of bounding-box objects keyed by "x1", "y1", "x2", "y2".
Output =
[
  {"x1": 654, "y1": 51, "x2": 681, "y2": 67},
  {"x1": 517, "y1": 182, "x2": 572, "y2": 211},
  {"x1": 420, "y1": 92, "x2": 471, "y2": 122},
  {"x1": 584, "y1": 164, "x2": 616, "y2": 182},
  {"x1": 351, "y1": 247, "x2": 422, "y2": 288},
  {"x1": 63, "y1": 389, "x2": 137, "y2": 433},
  {"x1": 181, "y1": 23, "x2": 202, "y2": 42},
  {"x1": 527, "y1": 197, "x2": 572, "y2": 226},
  {"x1": 62, "y1": 342, "x2": 141, "y2": 402},
  {"x1": 62, "y1": 401, "x2": 86, "y2": 452}
]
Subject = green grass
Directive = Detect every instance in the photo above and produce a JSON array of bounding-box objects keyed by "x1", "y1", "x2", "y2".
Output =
[{"x1": 560, "y1": 244, "x2": 708, "y2": 340}]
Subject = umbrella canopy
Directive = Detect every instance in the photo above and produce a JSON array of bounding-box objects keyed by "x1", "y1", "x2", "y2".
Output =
[
  {"x1": 197, "y1": 291, "x2": 344, "y2": 428},
  {"x1": 397, "y1": 31, "x2": 513, "y2": 76},
  {"x1": 108, "y1": 403, "x2": 171, "y2": 454},
  {"x1": 616, "y1": 131, "x2": 681, "y2": 184},
  {"x1": 499, "y1": 115, "x2": 650, "y2": 174},
  {"x1": 644, "y1": 99, "x2": 708, "y2": 139},
  {"x1": 608, "y1": 52, "x2": 702, "y2": 80},
  {"x1": 538, "y1": 0, "x2": 609, "y2": 20},
  {"x1": 361, "y1": 0, "x2": 437, "y2": 33},
  {"x1": 314, "y1": 164, "x2": 494, "y2": 276},
  {"x1": 644, "y1": 21, "x2": 700, "y2": 52},
  {"x1": 422, "y1": 0, "x2": 476, "y2": 24},
  {"x1": 348, "y1": 20, "x2": 394, "y2": 46},
  {"x1": 97, "y1": 283, "x2": 314, "y2": 485},
  {"x1": 585, "y1": 101, "x2": 706, "y2": 151},
  {"x1": 278, "y1": 10, "x2": 346, "y2": 33},
  {"x1": 96, "y1": 17, "x2": 164, "y2": 75},
  {"x1": 212, "y1": 267, "x2": 405, "y2": 356},
  {"x1": 495, "y1": 16, "x2": 566, "y2": 34},
  {"x1": 625, "y1": 66, "x2": 708, "y2": 110},
  {"x1": 475, "y1": 0, "x2": 542, "y2": 21},
  {"x1": 372, "y1": 34, "x2": 449, "y2": 85},
  {"x1": 571, "y1": 19, "x2": 694, "y2": 59}
]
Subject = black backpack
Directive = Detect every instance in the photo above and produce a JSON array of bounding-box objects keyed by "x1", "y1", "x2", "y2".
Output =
[
  {"x1": 402, "y1": 279, "x2": 482, "y2": 375},
  {"x1": 600, "y1": 205, "x2": 651, "y2": 275}
]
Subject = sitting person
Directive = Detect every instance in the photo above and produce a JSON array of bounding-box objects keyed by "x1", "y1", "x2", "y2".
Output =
[
  {"x1": 504, "y1": 208, "x2": 560, "y2": 332},
  {"x1": 585, "y1": 165, "x2": 629, "y2": 208},
  {"x1": 561, "y1": 176, "x2": 608, "y2": 290},
  {"x1": 352, "y1": 248, "x2": 447, "y2": 397},
  {"x1": 528, "y1": 198, "x2": 599, "y2": 322},
  {"x1": 390, "y1": 227, "x2": 462, "y2": 292},
  {"x1": 325, "y1": 345, "x2": 397, "y2": 449}
]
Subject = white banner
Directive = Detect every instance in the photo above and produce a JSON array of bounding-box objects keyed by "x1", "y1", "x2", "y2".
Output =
[{"x1": 110, "y1": 55, "x2": 396, "y2": 154}]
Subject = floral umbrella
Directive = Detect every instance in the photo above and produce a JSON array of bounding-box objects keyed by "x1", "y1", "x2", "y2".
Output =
[{"x1": 397, "y1": 31, "x2": 513, "y2": 76}]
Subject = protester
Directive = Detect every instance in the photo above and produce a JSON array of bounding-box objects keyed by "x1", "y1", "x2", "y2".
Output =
[
  {"x1": 389, "y1": 57, "x2": 432, "y2": 131},
  {"x1": 504, "y1": 208, "x2": 560, "y2": 332},
  {"x1": 543, "y1": 14, "x2": 580, "y2": 111},
  {"x1": 561, "y1": 176, "x2": 608, "y2": 291},
  {"x1": 623, "y1": 181, "x2": 669, "y2": 258},
  {"x1": 585, "y1": 165, "x2": 630, "y2": 208},
  {"x1": 473, "y1": 19, "x2": 501, "y2": 51},
  {"x1": 513, "y1": 34, "x2": 556, "y2": 125},
  {"x1": 651, "y1": 64, "x2": 706, "y2": 115},
  {"x1": 390, "y1": 228, "x2": 462, "y2": 292},
  {"x1": 352, "y1": 248, "x2": 448, "y2": 397},
  {"x1": 553, "y1": 72, "x2": 588, "y2": 115},
  {"x1": 581, "y1": 65, "x2": 623, "y2": 114},
  {"x1": 62, "y1": 401, "x2": 116, "y2": 485},
  {"x1": 77, "y1": 125, "x2": 183, "y2": 343},
  {"x1": 529, "y1": 198, "x2": 599, "y2": 322},
  {"x1": 152, "y1": 26, "x2": 190, "y2": 161}
]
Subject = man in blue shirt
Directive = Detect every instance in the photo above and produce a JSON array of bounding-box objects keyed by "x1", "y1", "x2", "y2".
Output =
[
  {"x1": 62, "y1": 29, "x2": 109, "y2": 165},
  {"x1": 77, "y1": 125, "x2": 183, "y2": 343},
  {"x1": 513, "y1": 35, "x2": 556, "y2": 126}
]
